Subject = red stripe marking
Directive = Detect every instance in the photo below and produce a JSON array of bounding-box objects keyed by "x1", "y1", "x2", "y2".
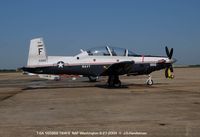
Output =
[{"x1": 142, "y1": 55, "x2": 144, "y2": 62}]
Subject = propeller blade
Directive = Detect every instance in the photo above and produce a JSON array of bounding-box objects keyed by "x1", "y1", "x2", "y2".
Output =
[
  {"x1": 165, "y1": 46, "x2": 173, "y2": 59},
  {"x1": 170, "y1": 65, "x2": 173, "y2": 72},
  {"x1": 169, "y1": 48, "x2": 173, "y2": 59},
  {"x1": 165, "y1": 46, "x2": 170, "y2": 58},
  {"x1": 165, "y1": 68, "x2": 168, "y2": 78},
  {"x1": 164, "y1": 47, "x2": 175, "y2": 79},
  {"x1": 165, "y1": 66, "x2": 174, "y2": 79}
]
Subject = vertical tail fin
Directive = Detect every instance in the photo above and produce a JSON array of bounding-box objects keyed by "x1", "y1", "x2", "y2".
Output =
[{"x1": 27, "y1": 38, "x2": 47, "y2": 66}]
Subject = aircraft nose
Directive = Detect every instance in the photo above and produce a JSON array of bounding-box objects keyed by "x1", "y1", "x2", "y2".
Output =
[{"x1": 171, "y1": 58, "x2": 177, "y2": 63}]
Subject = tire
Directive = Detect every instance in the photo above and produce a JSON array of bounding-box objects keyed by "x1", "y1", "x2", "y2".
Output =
[
  {"x1": 114, "y1": 81, "x2": 121, "y2": 88},
  {"x1": 147, "y1": 79, "x2": 153, "y2": 85},
  {"x1": 107, "y1": 75, "x2": 121, "y2": 88},
  {"x1": 88, "y1": 76, "x2": 98, "y2": 82}
]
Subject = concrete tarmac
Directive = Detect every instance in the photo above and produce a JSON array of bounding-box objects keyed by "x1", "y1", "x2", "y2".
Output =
[{"x1": 0, "y1": 68, "x2": 200, "y2": 137}]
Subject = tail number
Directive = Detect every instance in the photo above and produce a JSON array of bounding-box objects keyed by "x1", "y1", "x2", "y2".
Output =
[{"x1": 39, "y1": 59, "x2": 46, "y2": 62}]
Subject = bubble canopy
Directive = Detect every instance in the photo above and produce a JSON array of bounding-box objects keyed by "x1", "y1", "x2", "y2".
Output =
[{"x1": 87, "y1": 46, "x2": 139, "y2": 56}]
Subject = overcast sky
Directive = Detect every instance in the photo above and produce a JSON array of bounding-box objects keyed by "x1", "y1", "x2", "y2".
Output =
[{"x1": 0, "y1": 0, "x2": 200, "y2": 69}]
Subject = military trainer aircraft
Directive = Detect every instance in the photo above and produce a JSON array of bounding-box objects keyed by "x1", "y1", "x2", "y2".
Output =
[{"x1": 21, "y1": 38, "x2": 177, "y2": 87}]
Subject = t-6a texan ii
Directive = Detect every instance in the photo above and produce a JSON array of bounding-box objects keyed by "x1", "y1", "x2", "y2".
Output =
[{"x1": 21, "y1": 38, "x2": 177, "y2": 87}]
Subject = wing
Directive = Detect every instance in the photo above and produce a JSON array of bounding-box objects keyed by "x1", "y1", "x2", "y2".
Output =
[{"x1": 101, "y1": 61, "x2": 134, "y2": 76}]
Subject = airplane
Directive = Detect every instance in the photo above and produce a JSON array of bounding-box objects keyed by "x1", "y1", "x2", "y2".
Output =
[{"x1": 21, "y1": 38, "x2": 177, "y2": 87}]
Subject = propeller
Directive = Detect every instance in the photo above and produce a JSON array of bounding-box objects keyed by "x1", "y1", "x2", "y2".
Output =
[
  {"x1": 165, "y1": 46, "x2": 174, "y2": 79},
  {"x1": 165, "y1": 46, "x2": 173, "y2": 59}
]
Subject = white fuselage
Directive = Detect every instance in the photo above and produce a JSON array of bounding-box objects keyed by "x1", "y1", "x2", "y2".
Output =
[{"x1": 28, "y1": 52, "x2": 171, "y2": 68}]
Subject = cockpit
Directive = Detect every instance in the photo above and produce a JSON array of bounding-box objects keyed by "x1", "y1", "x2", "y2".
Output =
[{"x1": 87, "y1": 46, "x2": 139, "y2": 56}]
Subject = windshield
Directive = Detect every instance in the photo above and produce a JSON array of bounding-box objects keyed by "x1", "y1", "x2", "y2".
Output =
[
  {"x1": 87, "y1": 47, "x2": 110, "y2": 56},
  {"x1": 87, "y1": 46, "x2": 139, "y2": 56},
  {"x1": 109, "y1": 47, "x2": 126, "y2": 56}
]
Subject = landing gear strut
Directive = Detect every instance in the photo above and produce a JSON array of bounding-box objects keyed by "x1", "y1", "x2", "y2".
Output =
[
  {"x1": 146, "y1": 75, "x2": 153, "y2": 85},
  {"x1": 107, "y1": 75, "x2": 121, "y2": 87}
]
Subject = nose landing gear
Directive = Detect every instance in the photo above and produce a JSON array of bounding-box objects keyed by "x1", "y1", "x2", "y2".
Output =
[{"x1": 146, "y1": 75, "x2": 153, "y2": 85}]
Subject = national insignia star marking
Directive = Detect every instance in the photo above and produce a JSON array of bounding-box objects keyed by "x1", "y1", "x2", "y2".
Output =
[{"x1": 57, "y1": 61, "x2": 64, "y2": 68}]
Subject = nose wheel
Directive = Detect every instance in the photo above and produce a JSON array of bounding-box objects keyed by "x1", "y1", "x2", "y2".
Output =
[{"x1": 146, "y1": 75, "x2": 153, "y2": 85}]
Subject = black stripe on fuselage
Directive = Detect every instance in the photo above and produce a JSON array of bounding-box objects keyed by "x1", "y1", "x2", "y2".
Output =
[
  {"x1": 22, "y1": 62, "x2": 168, "y2": 76},
  {"x1": 22, "y1": 64, "x2": 108, "y2": 76}
]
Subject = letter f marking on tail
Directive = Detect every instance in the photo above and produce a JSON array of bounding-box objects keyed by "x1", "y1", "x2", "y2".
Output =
[{"x1": 38, "y1": 48, "x2": 43, "y2": 55}]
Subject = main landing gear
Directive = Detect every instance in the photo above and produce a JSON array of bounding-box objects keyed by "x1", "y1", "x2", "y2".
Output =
[
  {"x1": 146, "y1": 75, "x2": 154, "y2": 85},
  {"x1": 88, "y1": 76, "x2": 98, "y2": 82},
  {"x1": 107, "y1": 75, "x2": 121, "y2": 87}
]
